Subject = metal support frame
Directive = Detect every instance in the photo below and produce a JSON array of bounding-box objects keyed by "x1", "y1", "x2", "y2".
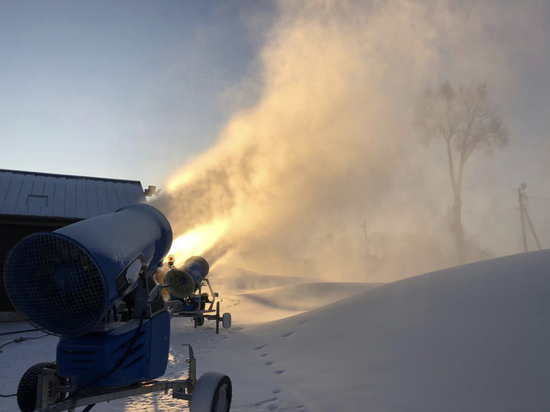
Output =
[
  {"x1": 216, "y1": 301, "x2": 220, "y2": 334},
  {"x1": 167, "y1": 278, "x2": 226, "y2": 333},
  {"x1": 33, "y1": 345, "x2": 197, "y2": 412},
  {"x1": 197, "y1": 278, "x2": 218, "y2": 312}
]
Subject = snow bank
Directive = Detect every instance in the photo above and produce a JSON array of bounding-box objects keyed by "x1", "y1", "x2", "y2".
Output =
[
  {"x1": 243, "y1": 249, "x2": 550, "y2": 411},
  {"x1": 2, "y1": 250, "x2": 550, "y2": 411},
  {"x1": 211, "y1": 265, "x2": 315, "y2": 293}
]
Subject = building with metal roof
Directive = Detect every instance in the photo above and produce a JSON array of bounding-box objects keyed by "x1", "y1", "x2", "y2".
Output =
[
  {"x1": 0, "y1": 169, "x2": 150, "y2": 314},
  {"x1": 0, "y1": 169, "x2": 146, "y2": 219}
]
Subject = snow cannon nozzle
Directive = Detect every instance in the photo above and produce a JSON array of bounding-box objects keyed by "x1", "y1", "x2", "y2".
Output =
[{"x1": 165, "y1": 256, "x2": 209, "y2": 299}]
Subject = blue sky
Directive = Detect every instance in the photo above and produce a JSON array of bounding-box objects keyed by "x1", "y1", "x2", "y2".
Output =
[
  {"x1": 1, "y1": 0, "x2": 549, "y2": 195},
  {"x1": 2, "y1": 0, "x2": 550, "y2": 256},
  {"x1": 0, "y1": 0, "x2": 270, "y2": 186}
]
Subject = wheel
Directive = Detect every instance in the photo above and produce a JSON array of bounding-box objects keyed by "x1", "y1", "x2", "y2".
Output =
[
  {"x1": 222, "y1": 313, "x2": 231, "y2": 329},
  {"x1": 17, "y1": 362, "x2": 66, "y2": 412},
  {"x1": 195, "y1": 316, "x2": 205, "y2": 327},
  {"x1": 190, "y1": 372, "x2": 232, "y2": 412}
]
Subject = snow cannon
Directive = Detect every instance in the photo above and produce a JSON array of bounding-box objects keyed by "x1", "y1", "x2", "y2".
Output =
[
  {"x1": 165, "y1": 256, "x2": 210, "y2": 299},
  {"x1": 4, "y1": 204, "x2": 233, "y2": 412},
  {"x1": 4, "y1": 203, "x2": 172, "y2": 338},
  {"x1": 166, "y1": 256, "x2": 231, "y2": 333}
]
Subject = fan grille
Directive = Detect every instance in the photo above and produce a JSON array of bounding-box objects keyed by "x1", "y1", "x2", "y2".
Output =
[
  {"x1": 4, "y1": 233, "x2": 107, "y2": 337},
  {"x1": 166, "y1": 269, "x2": 196, "y2": 299}
]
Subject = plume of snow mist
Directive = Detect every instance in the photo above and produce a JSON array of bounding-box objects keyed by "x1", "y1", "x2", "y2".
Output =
[{"x1": 154, "y1": 0, "x2": 536, "y2": 280}]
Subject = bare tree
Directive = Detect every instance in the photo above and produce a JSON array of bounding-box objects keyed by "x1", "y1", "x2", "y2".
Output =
[{"x1": 413, "y1": 81, "x2": 509, "y2": 265}]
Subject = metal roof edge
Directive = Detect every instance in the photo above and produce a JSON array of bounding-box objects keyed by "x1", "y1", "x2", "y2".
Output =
[{"x1": 0, "y1": 168, "x2": 143, "y2": 185}]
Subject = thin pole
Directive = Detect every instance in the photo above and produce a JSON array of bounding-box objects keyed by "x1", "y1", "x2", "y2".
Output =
[
  {"x1": 522, "y1": 204, "x2": 542, "y2": 250},
  {"x1": 518, "y1": 187, "x2": 528, "y2": 253}
]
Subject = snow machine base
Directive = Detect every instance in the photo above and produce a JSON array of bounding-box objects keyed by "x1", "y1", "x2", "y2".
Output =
[
  {"x1": 171, "y1": 301, "x2": 232, "y2": 334},
  {"x1": 25, "y1": 345, "x2": 232, "y2": 412}
]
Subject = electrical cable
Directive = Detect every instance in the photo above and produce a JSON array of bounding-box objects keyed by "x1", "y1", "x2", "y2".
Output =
[
  {"x1": 0, "y1": 334, "x2": 50, "y2": 351},
  {"x1": 467, "y1": 207, "x2": 519, "y2": 227},
  {"x1": 525, "y1": 195, "x2": 550, "y2": 202},
  {"x1": 0, "y1": 328, "x2": 39, "y2": 337},
  {"x1": 0, "y1": 335, "x2": 52, "y2": 397}
]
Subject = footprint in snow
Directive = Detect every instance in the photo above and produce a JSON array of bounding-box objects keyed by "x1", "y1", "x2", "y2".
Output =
[
  {"x1": 267, "y1": 405, "x2": 279, "y2": 411},
  {"x1": 254, "y1": 397, "x2": 278, "y2": 406},
  {"x1": 254, "y1": 344, "x2": 267, "y2": 350},
  {"x1": 260, "y1": 353, "x2": 269, "y2": 357},
  {"x1": 265, "y1": 361, "x2": 273, "y2": 365},
  {"x1": 275, "y1": 370, "x2": 285, "y2": 374},
  {"x1": 281, "y1": 331, "x2": 294, "y2": 338},
  {"x1": 272, "y1": 388, "x2": 281, "y2": 394}
]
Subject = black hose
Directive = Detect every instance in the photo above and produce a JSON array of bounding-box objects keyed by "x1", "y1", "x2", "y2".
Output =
[
  {"x1": 0, "y1": 328, "x2": 39, "y2": 337},
  {"x1": 0, "y1": 335, "x2": 50, "y2": 351}
]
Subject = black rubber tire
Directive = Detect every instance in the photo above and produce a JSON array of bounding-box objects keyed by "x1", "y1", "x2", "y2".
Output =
[
  {"x1": 17, "y1": 362, "x2": 66, "y2": 412},
  {"x1": 195, "y1": 316, "x2": 205, "y2": 327},
  {"x1": 222, "y1": 313, "x2": 231, "y2": 329},
  {"x1": 190, "y1": 372, "x2": 232, "y2": 412}
]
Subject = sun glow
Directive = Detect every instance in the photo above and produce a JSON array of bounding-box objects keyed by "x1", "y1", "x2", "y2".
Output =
[{"x1": 168, "y1": 219, "x2": 230, "y2": 266}]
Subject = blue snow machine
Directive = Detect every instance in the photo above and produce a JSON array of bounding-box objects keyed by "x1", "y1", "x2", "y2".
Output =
[
  {"x1": 4, "y1": 203, "x2": 232, "y2": 412},
  {"x1": 164, "y1": 256, "x2": 231, "y2": 333}
]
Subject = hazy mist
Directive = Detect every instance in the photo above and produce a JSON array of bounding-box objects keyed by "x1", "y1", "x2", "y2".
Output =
[{"x1": 154, "y1": 0, "x2": 548, "y2": 282}]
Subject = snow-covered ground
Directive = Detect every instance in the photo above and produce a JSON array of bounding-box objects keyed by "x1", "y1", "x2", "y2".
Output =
[{"x1": 2, "y1": 250, "x2": 550, "y2": 411}]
